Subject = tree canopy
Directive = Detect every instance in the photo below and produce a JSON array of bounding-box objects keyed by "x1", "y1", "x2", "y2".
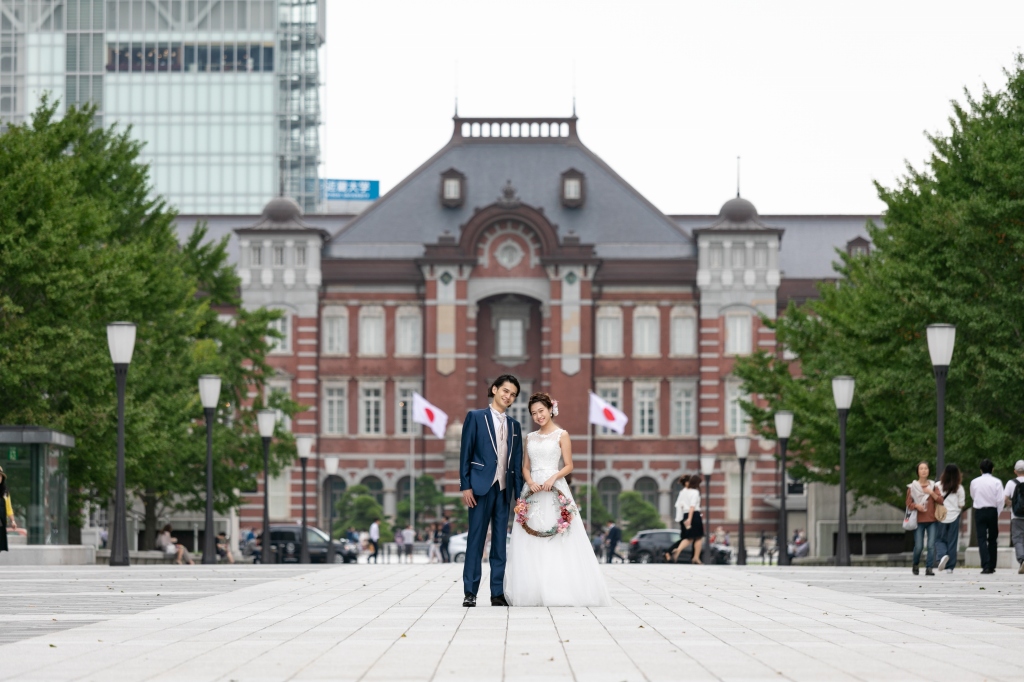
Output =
[{"x1": 735, "y1": 57, "x2": 1024, "y2": 508}]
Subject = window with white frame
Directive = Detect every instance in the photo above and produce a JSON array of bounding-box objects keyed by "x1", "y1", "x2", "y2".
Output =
[
  {"x1": 295, "y1": 245, "x2": 307, "y2": 267},
  {"x1": 595, "y1": 306, "x2": 623, "y2": 356},
  {"x1": 268, "y1": 469, "x2": 290, "y2": 519},
  {"x1": 267, "y1": 315, "x2": 290, "y2": 354},
  {"x1": 753, "y1": 243, "x2": 768, "y2": 268},
  {"x1": 251, "y1": 245, "x2": 263, "y2": 266},
  {"x1": 359, "y1": 306, "x2": 385, "y2": 356},
  {"x1": 322, "y1": 307, "x2": 349, "y2": 355},
  {"x1": 731, "y1": 246, "x2": 746, "y2": 269},
  {"x1": 506, "y1": 381, "x2": 533, "y2": 425},
  {"x1": 632, "y1": 306, "x2": 660, "y2": 357},
  {"x1": 596, "y1": 383, "x2": 622, "y2": 436},
  {"x1": 726, "y1": 470, "x2": 753, "y2": 521},
  {"x1": 443, "y1": 177, "x2": 461, "y2": 201},
  {"x1": 709, "y1": 243, "x2": 723, "y2": 268},
  {"x1": 634, "y1": 382, "x2": 659, "y2": 436},
  {"x1": 266, "y1": 380, "x2": 292, "y2": 432},
  {"x1": 395, "y1": 307, "x2": 422, "y2": 356},
  {"x1": 726, "y1": 382, "x2": 750, "y2": 435},
  {"x1": 273, "y1": 245, "x2": 285, "y2": 267},
  {"x1": 323, "y1": 385, "x2": 347, "y2": 435},
  {"x1": 670, "y1": 381, "x2": 696, "y2": 436},
  {"x1": 395, "y1": 383, "x2": 421, "y2": 436},
  {"x1": 669, "y1": 308, "x2": 696, "y2": 356},
  {"x1": 359, "y1": 382, "x2": 384, "y2": 435},
  {"x1": 725, "y1": 314, "x2": 752, "y2": 355},
  {"x1": 497, "y1": 318, "x2": 525, "y2": 358}
]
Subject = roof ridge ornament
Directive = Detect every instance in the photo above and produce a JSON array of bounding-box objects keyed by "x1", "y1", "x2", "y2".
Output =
[{"x1": 497, "y1": 180, "x2": 520, "y2": 208}]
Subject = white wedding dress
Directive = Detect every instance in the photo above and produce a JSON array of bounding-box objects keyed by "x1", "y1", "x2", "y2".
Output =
[{"x1": 504, "y1": 429, "x2": 611, "y2": 607}]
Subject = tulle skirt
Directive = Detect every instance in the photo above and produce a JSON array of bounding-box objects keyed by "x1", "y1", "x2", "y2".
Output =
[{"x1": 504, "y1": 477, "x2": 611, "y2": 607}]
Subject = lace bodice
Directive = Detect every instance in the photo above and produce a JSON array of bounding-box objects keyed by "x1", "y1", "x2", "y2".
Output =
[{"x1": 526, "y1": 429, "x2": 564, "y2": 474}]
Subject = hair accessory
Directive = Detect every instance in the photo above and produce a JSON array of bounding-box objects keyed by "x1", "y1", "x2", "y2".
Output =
[{"x1": 551, "y1": 399, "x2": 559, "y2": 417}]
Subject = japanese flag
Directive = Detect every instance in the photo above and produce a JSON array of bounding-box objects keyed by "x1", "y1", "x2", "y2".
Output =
[
  {"x1": 412, "y1": 393, "x2": 448, "y2": 440},
  {"x1": 588, "y1": 392, "x2": 628, "y2": 435}
]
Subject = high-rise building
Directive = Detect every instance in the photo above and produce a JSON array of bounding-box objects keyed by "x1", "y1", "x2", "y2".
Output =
[{"x1": 0, "y1": 0, "x2": 324, "y2": 214}]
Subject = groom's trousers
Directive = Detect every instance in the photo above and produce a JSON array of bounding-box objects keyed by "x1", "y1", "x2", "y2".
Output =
[{"x1": 464, "y1": 481, "x2": 510, "y2": 597}]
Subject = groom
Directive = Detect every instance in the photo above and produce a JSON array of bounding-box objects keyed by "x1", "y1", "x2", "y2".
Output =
[{"x1": 459, "y1": 374, "x2": 524, "y2": 607}]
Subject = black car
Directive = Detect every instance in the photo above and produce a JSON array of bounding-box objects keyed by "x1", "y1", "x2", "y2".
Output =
[
  {"x1": 255, "y1": 525, "x2": 358, "y2": 564},
  {"x1": 627, "y1": 529, "x2": 693, "y2": 563}
]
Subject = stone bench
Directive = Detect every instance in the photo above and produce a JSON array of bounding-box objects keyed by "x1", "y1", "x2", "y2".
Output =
[{"x1": 94, "y1": 549, "x2": 178, "y2": 565}]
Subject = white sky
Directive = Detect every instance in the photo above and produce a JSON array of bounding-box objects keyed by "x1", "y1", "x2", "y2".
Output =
[{"x1": 321, "y1": 0, "x2": 1024, "y2": 215}]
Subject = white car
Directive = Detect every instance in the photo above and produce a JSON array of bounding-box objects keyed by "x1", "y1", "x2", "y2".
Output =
[{"x1": 448, "y1": 531, "x2": 511, "y2": 563}]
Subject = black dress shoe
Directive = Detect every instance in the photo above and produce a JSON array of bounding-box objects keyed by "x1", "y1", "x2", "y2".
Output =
[
  {"x1": 463, "y1": 593, "x2": 477, "y2": 607},
  {"x1": 491, "y1": 594, "x2": 509, "y2": 607}
]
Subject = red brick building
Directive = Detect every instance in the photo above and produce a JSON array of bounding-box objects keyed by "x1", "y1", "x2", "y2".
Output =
[{"x1": 227, "y1": 116, "x2": 877, "y2": 547}]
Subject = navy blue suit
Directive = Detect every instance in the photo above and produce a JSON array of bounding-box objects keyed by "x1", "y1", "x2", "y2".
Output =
[{"x1": 460, "y1": 408, "x2": 524, "y2": 597}]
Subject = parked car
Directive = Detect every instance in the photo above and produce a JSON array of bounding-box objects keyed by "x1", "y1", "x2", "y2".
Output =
[
  {"x1": 628, "y1": 529, "x2": 692, "y2": 564},
  {"x1": 254, "y1": 525, "x2": 358, "y2": 564},
  {"x1": 449, "y1": 531, "x2": 510, "y2": 563}
]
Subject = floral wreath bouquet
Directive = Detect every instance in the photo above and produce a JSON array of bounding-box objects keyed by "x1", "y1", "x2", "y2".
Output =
[{"x1": 514, "y1": 398, "x2": 579, "y2": 538}]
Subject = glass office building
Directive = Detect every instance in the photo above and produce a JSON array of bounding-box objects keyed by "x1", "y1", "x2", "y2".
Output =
[{"x1": 0, "y1": 0, "x2": 324, "y2": 213}]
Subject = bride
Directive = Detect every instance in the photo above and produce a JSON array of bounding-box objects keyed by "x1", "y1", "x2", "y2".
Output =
[{"x1": 504, "y1": 393, "x2": 611, "y2": 607}]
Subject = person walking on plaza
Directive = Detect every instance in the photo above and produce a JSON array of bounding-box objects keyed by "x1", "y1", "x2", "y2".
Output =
[
  {"x1": 665, "y1": 474, "x2": 691, "y2": 562},
  {"x1": 402, "y1": 524, "x2": 415, "y2": 563},
  {"x1": 934, "y1": 464, "x2": 965, "y2": 573},
  {"x1": 368, "y1": 518, "x2": 380, "y2": 564},
  {"x1": 0, "y1": 465, "x2": 15, "y2": 554},
  {"x1": 670, "y1": 473, "x2": 704, "y2": 564},
  {"x1": 440, "y1": 516, "x2": 452, "y2": 563},
  {"x1": 969, "y1": 459, "x2": 1003, "y2": 574},
  {"x1": 907, "y1": 461, "x2": 943, "y2": 575},
  {"x1": 592, "y1": 528, "x2": 605, "y2": 561},
  {"x1": 1004, "y1": 460, "x2": 1024, "y2": 574},
  {"x1": 428, "y1": 523, "x2": 442, "y2": 563},
  {"x1": 605, "y1": 520, "x2": 624, "y2": 563}
]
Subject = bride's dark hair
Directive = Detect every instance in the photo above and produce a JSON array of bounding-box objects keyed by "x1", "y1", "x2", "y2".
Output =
[{"x1": 527, "y1": 392, "x2": 553, "y2": 412}]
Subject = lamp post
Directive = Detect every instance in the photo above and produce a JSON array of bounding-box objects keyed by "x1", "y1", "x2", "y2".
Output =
[
  {"x1": 296, "y1": 435, "x2": 314, "y2": 564},
  {"x1": 699, "y1": 453, "x2": 716, "y2": 563},
  {"x1": 257, "y1": 409, "x2": 277, "y2": 564},
  {"x1": 734, "y1": 437, "x2": 750, "y2": 565},
  {"x1": 774, "y1": 410, "x2": 794, "y2": 566},
  {"x1": 832, "y1": 376, "x2": 855, "y2": 567},
  {"x1": 107, "y1": 322, "x2": 136, "y2": 567},
  {"x1": 324, "y1": 456, "x2": 339, "y2": 563},
  {"x1": 926, "y1": 324, "x2": 956, "y2": 474},
  {"x1": 198, "y1": 375, "x2": 222, "y2": 565}
]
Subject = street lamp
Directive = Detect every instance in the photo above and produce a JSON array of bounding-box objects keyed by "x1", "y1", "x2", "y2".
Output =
[
  {"x1": 107, "y1": 322, "x2": 136, "y2": 567},
  {"x1": 257, "y1": 409, "x2": 277, "y2": 564},
  {"x1": 734, "y1": 437, "x2": 750, "y2": 565},
  {"x1": 296, "y1": 435, "x2": 314, "y2": 564},
  {"x1": 699, "y1": 453, "x2": 716, "y2": 563},
  {"x1": 774, "y1": 410, "x2": 794, "y2": 566},
  {"x1": 926, "y1": 324, "x2": 955, "y2": 473},
  {"x1": 324, "y1": 456, "x2": 339, "y2": 562},
  {"x1": 198, "y1": 375, "x2": 222, "y2": 565},
  {"x1": 832, "y1": 376, "x2": 855, "y2": 567}
]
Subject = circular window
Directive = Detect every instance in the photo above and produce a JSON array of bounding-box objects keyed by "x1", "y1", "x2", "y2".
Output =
[{"x1": 495, "y1": 240, "x2": 525, "y2": 270}]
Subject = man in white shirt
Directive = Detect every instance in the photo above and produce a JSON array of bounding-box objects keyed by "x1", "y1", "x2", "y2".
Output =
[
  {"x1": 969, "y1": 459, "x2": 1004, "y2": 574},
  {"x1": 1003, "y1": 460, "x2": 1024, "y2": 574},
  {"x1": 402, "y1": 525, "x2": 416, "y2": 563},
  {"x1": 368, "y1": 519, "x2": 380, "y2": 564}
]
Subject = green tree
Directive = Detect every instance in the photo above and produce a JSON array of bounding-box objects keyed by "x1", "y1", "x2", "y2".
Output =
[
  {"x1": 334, "y1": 485, "x2": 392, "y2": 542},
  {"x1": 618, "y1": 491, "x2": 664, "y2": 540},
  {"x1": 735, "y1": 57, "x2": 1024, "y2": 508},
  {"x1": 575, "y1": 485, "x2": 612, "y2": 530},
  {"x1": 396, "y1": 474, "x2": 448, "y2": 528}
]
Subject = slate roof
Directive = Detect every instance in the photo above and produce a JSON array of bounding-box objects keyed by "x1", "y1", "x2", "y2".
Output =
[{"x1": 328, "y1": 117, "x2": 692, "y2": 260}]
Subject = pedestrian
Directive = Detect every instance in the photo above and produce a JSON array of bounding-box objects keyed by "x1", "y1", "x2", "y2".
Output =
[
  {"x1": 0, "y1": 465, "x2": 15, "y2": 554},
  {"x1": 440, "y1": 515, "x2": 452, "y2": 563},
  {"x1": 1003, "y1": 459, "x2": 1024, "y2": 574},
  {"x1": 215, "y1": 531, "x2": 235, "y2": 564},
  {"x1": 402, "y1": 524, "x2": 416, "y2": 562},
  {"x1": 592, "y1": 529, "x2": 605, "y2": 562},
  {"x1": 665, "y1": 474, "x2": 690, "y2": 562},
  {"x1": 156, "y1": 524, "x2": 194, "y2": 565},
  {"x1": 428, "y1": 523, "x2": 442, "y2": 563},
  {"x1": 347, "y1": 526, "x2": 359, "y2": 543},
  {"x1": 368, "y1": 518, "x2": 380, "y2": 563},
  {"x1": 969, "y1": 459, "x2": 1004, "y2": 574},
  {"x1": 604, "y1": 520, "x2": 624, "y2": 563},
  {"x1": 934, "y1": 464, "x2": 965, "y2": 573},
  {"x1": 670, "y1": 473, "x2": 704, "y2": 564},
  {"x1": 907, "y1": 461, "x2": 943, "y2": 576}
]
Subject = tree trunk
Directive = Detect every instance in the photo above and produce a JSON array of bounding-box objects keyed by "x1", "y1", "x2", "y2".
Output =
[{"x1": 142, "y1": 489, "x2": 158, "y2": 550}]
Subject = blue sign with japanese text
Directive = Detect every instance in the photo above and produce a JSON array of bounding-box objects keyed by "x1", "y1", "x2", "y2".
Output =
[{"x1": 321, "y1": 179, "x2": 379, "y2": 201}]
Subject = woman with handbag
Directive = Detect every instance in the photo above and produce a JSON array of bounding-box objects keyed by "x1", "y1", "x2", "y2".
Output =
[
  {"x1": 907, "y1": 461, "x2": 943, "y2": 575},
  {"x1": 934, "y1": 464, "x2": 965, "y2": 573}
]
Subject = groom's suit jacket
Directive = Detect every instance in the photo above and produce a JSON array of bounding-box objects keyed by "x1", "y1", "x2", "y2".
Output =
[{"x1": 459, "y1": 408, "x2": 524, "y2": 499}]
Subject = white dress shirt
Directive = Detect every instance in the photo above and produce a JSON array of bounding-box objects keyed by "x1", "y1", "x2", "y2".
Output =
[
  {"x1": 970, "y1": 473, "x2": 1005, "y2": 511},
  {"x1": 1004, "y1": 476, "x2": 1024, "y2": 519},
  {"x1": 675, "y1": 488, "x2": 701, "y2": 521},
  {"x1": 490, "y1": 407, "x2": 508, "y2": 490},
  {"x1": 369, "y1": 522, "x2": 380, "y2": 542}
]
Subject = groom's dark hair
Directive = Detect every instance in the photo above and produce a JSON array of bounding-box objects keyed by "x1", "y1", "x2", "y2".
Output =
[{"x1": 489, "y1": 374, "x2": 521, "y2": 398}]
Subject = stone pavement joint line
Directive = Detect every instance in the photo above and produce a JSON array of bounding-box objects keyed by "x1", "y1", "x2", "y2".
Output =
[{"x1": 0, "y1": 565, "x2": 1021, "y2": 681}]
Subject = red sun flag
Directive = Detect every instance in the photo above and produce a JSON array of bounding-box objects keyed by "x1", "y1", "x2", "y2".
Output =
[
  {"x1": 412, "y1": 393, "x2": 448, "y2": 439},
  {"x1": 589, "y1": 392, "x2": 628, "y2": 435}
]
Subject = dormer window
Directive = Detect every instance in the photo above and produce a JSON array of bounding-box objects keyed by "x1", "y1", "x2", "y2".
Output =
[
  {"x1": 440, "y1": 168, "x2": 465, "y2": 208},
  {"x1": 847, "y1": 236, "x2": 870, "y2": 258},
  {"x1": 561, "y1": 168, "x2": 585, "y2": 208}
]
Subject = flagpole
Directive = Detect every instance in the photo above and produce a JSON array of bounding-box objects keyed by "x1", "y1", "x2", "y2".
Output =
[
  {"x1": 409, "y1": 432, "x2": 415, "y2": 532},
  {"x1": 587, "y1": 421, "x2": 593, "y2": 533}
]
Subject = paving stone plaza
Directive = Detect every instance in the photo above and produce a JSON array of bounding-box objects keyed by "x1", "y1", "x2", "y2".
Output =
[{"x1": 1, "y1": 564, "x2": 1022, "y2": 681}]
